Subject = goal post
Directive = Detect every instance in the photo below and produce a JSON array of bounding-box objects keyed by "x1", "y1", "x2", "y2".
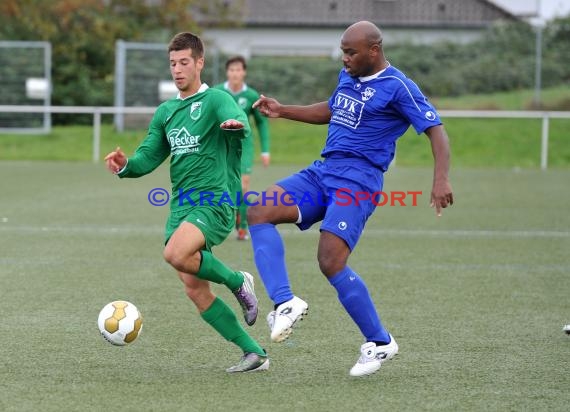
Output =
[{"x1": 0, "y1": 41, "x2": 51, "y2": 133}]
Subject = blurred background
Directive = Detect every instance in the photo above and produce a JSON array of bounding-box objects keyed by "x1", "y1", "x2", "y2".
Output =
[
  {"x1": 1, "y1": 3, "x2": 569, "y2": 411},
  {"x1": 2, "y1": 0, "x2": 569, "y2": 167}
]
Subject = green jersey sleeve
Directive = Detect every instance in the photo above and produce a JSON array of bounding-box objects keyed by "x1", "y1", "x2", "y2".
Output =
[
  {"x1": 251, "y1": 103, "x2": 270, "y2": 153},
  {"x1": 244, "y1": 87, "x2": 270, "y2": 153},
  {"x1": 118, "y1": 106, "x2": 170, "y2": 178}
]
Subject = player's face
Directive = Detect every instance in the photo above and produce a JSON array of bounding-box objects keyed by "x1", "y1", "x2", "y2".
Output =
[
  {"x1": 340, "y1": 34, "x2": 377, "y2": 78},
  {"x1": 169, "y1": 49, "x2": 204, "y2": 95},
  {"x1": 226, "y1": 62, "x2": 246, "y2": 86}
]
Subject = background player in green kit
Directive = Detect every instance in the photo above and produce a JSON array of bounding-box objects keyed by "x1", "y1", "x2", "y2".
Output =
[
  {"x1": 214, "y1": 56, "x2": 270, "y2": 241},
  {"x1": 104, "y1": 32, "x2": 269, "y2": 373}
]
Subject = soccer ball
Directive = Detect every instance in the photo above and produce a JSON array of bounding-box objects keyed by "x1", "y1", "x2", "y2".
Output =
[{"x1": 97, "y1": 301, "x2": 143, "y2": 346}]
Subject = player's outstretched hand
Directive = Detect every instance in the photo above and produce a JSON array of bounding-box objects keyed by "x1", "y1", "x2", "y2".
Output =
[
  {"x1": 261, "y1": 153, "x2": 270, "y2": 168},
  {"x1": 220, "y1": 119, "x2": 244, "y2": 130},
  {"x1": 253, "y1": 95, "x2": 282, "y2": 118},
  {"x1": 104, "y1": 146, "x2": 127, "y2": 174},
  {"x1": 430, "y1": 179, "x2": 453, "y2": 217}
]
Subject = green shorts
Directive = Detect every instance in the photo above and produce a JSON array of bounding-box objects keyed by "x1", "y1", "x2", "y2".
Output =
[
  {"x1": 241, "y1": 134, "x2": 254, "y2": 175},
  {"x1": 164, "y1": 204, "x2": 235, "y2": 251}
]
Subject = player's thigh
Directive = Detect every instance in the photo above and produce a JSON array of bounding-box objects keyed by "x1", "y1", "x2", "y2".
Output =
[
  {"x1": 247, "y1": 184, "x2": 300, "y2": 225},
  {"x1": 163, "y1": 220, "x2": 205, "y2": 272},
  {"x1": 275, "y1": 162, "x2": 329, "y2": 230},
  {"x1": 319, "y1": 161, "x2": 383, "y2": 250},
  {"x1": 320, "y1": 192, "x2": 376, "y2": 252},
  {"x1": 165, "y1": 205, "x2": 234, "y2": 252}
]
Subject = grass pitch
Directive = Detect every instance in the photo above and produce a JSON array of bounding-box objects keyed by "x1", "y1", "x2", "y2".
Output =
[{"x1": 0, "y1": 162, "x2": 569, "y2": 411}]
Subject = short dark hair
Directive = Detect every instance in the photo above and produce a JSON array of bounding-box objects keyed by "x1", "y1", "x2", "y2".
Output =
[
  {"x1": 168, "y1": 32, "x2": 204, "y2": 59},
  {"x1": 225, "y1": 55, "x2": 247, "y2": 70}
]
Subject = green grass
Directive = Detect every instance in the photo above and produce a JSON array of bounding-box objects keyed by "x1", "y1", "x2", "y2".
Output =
[
  {"x1": 0, "y1": 162, "x2": 569, "y2": 411},
  {"x1": 433, "y1": 84, "x2": 570, "y2": 111},
  {"x1": 0, "y1": 117, "x2": 569, "y2": 168},
  {"x1": 1, "y1": 84, "x2": 569, "y2": 167},
  {"x1": 395, "y1": 117, "x2": 570, "y2": 168}
]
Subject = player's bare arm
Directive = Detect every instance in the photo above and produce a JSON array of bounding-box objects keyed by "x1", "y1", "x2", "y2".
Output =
[
  {"x1": 254, "y1": 95, "x2": 331, "y2": 124},
  {"x1": 425, "y1": 125, "x2": 453, "y2": 217},
  {"x1": 104, "y1": 146, "x2": 127, "y2": 174}
]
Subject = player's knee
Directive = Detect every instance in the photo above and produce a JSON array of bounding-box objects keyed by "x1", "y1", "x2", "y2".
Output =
[
  {"x1": 163, "y1": 240, "x2": 202, "y2": 273},
  {"x1": 246, "y1": 203, "x2": 267, "y2": 225},
  {"x1": 163, "y1": 244, "x2": 184, "y2": 271},
  {"x1": 317, "y1": 253, "x2": 346, "y2": 277},
  {"x1": 163, "y1": 248, "x2": 177, "y2": 268}
]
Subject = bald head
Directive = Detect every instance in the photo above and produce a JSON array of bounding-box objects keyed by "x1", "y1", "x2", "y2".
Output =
[
  {"x1": 343, "y1": 21, "x2": 383, "y2": 47},
  {"x1": 340, "y1": 21, "x2": 387, "y2": 77}
]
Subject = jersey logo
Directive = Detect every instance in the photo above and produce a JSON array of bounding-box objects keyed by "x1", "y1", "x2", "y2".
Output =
[
  {"x1": 425, "y1": 111, "x2": 437, "y2": 121},
  {"x1": 190, "y1": 102, "x2": 202, "y2": 120},
  {"x1": 330, "y1": 93, "x2": 364, "y2": 130},
  {"x1": 167, "y1": 127, "x2": 201, "y2": 155},
  {"x1": 238, "y1": 97, "x2": 248, "y2": 109},
  {"x1": 361, "y1": 87, "x2": 376, "y2": 101}
]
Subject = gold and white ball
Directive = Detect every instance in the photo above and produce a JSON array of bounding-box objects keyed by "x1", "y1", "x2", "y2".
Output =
[{"x1": 97, "y1": 301, "x2": 143, "y2": 345}]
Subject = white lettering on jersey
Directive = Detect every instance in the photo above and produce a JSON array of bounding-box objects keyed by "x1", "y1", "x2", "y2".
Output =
[
  {"x1": 167, "y1": 127, "x2": 201, "y2": 155},
  {"x1": 331, "y1": 93, "x2": 364, "y2": 129}
]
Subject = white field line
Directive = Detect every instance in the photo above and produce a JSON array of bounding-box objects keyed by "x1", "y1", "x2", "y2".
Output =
[{"x1": 0, "y1": 224, "x2": 569, "y2": 238}]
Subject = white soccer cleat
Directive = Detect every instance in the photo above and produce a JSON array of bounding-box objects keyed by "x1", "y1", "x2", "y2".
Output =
[
  {"x1": 349, "y1": 334, "x2": 398, "y2": 377},
  {"x1": 269, "y1": 296, "x2": 308, "y2": 343},
  {"x1": 267, "y1": 310, "x2": 276, "y2": 331}
]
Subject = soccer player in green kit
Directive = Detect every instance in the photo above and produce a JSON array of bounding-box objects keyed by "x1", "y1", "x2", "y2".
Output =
[
  {"x1": 104, "y1": 32, "x2": 269, "y2": 373},
  {"x1": 214, "y1": 56, "x2": 270, "y2": 241}
]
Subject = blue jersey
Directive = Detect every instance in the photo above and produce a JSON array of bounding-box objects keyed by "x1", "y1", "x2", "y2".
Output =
[{"x1": 323, "y1": 66, "x2": 441, "y2": 171}]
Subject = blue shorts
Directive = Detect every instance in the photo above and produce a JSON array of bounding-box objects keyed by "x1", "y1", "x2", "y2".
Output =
[{"x1": 276, "y1": 156, "x2": 384, "y2": 250}]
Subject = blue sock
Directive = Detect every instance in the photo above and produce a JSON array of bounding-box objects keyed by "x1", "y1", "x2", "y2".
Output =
[
  {"x1": 328, "y1": 266, "x2": 390, "y2": 343},
  {"x1": 249, "y1": 223, "x2": 294, "y2": 305}
]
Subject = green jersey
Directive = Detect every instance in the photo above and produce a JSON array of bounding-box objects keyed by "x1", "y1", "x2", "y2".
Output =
[
  {"x1": 213, "y1": 82, "x2": 270, "y2": 153},
  {"x1": 118, "y1": 84, "x2": 249, "y2": 211}
]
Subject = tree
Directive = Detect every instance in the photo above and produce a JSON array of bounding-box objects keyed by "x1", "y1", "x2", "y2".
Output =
[{"x1": 0, "y1": 0, "x2": 238, "y2": 122}]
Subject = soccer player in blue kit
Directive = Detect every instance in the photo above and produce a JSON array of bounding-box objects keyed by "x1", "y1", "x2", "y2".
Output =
[{"x1": 248, "y1": 21, "x2": 453, "y2": 376}]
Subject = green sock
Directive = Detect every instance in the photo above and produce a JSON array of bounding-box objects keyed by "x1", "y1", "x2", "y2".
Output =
[
  {"x1": 239, "y1": 203, "x2": 248, "y2": 230},
  {"x1": 196, "y1": 251, "x2": 244, "y2": 291},
  {"x1": 201, "y1": 297, "x2": 265, "y2": 355}
]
